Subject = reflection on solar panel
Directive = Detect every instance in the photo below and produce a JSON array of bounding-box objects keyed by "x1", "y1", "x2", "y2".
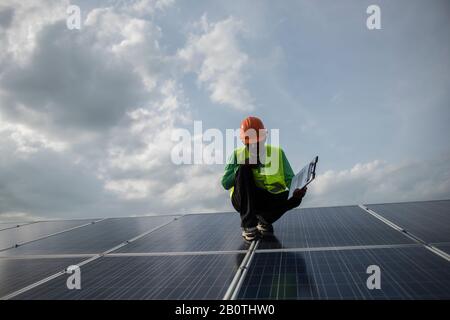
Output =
[
  {"x1": 116, "y1": 213, "x2": 249, "y2": 253},
  {"x1": 238, "y1": 247, "x2": 450, "y2": 299},
  {"x1": 258, "y1": 206, "x2": 415, "y2": 250},
  {"x1": 0, "y1": 220, "x2": 96, "y2": 251},
  {"x1": 1, "y1": 200, "x2": 449, "y2": 300},
  {"x1": 14, "y1": 254, "x2": 244, "y2": 300},
  {"x1": 366, "y1": 200, "x2": 450, "y2": 243},
  {"x1": 0, "y1": 216, "x2": 177, "y2": 256}
]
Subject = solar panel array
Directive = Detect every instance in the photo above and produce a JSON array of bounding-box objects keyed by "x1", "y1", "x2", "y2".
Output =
[{"x1": 0, "y1": 200, "x2": 449, "y2": 300}]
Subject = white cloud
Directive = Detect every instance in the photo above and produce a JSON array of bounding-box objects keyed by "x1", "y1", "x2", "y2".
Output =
[
  {"x1": 178, "y1": 15, "x2": 254, "y2": 111},
  {"x1": 105, "y1": 80, "x2": 189, "y2": 172},
  {"x1": 1, "y1": 1, "x2": 447, "y2": 222},
  {"x1": 0, "y1": 0, "x2": 68, "y2": 65},
  {"x1": 303, "y1": 157, "x2": 450, "y2": 208},
  {"x1": 133, "y1": 0, "x2": 175, "y2": 14},
  {"x1": 161, "y1": 165, "x2": 223, "y2": 207},
  {"x1": 102, "y1": 78, "x2": 226, "y2": 211},
  {"x1": 0, "y1": 211, "x2": 45, "y2": 222},
  {"x1": 0, "y1": 118, "x2": 67, "y2": 155},
  {"x1": 0, "y1": 1, "x2": 230, "y2": 219},
  {"x1": 104, "y1": 178, "x2": 156, "y2": 200},
  {"x1": 113, "y1": 0, "x2": 175, "y2": 16}
]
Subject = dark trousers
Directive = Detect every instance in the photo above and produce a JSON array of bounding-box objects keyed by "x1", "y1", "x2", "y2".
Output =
[{"x1": 231, "y1": 164, "x2": 302, "y2": 228}]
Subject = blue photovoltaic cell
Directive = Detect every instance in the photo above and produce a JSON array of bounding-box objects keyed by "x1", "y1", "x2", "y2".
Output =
[
  {"x1": 258, "y1": 206, "x2": 415, "y2": 250},
  {"x1": 116, "y1": 213, "x2": 250, "y2": 253},
  {"x1": 366, "y1": 200, "x2": 450, "y2": 243},
  {"x1": 0, "y1": 257, "x2": 82, "y2": 298},
  {"x1": 238, "y1": 246, "x2": 450, "y2": 299},
  {"x1": 14, "y1": 254, "x2": 244, "y2": 300},
  {"x1": 0, "y1": 220, "x2": 96, "y2": 251},
  {"x1": 0, "y1": 216, "x2": 177, "y2": 256}
]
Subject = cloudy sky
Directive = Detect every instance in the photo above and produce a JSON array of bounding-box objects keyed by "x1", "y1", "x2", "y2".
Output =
[{"x1": 0, "y1": 0, "x2": 449, "y2": 221}]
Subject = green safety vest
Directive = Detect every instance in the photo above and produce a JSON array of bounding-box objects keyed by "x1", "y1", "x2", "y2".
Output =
[{"x1": 221, "y1": 144, "x2": 295, "y2": 196}]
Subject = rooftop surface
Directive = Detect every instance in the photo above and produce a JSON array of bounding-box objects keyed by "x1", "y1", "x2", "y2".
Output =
[{"x1": 0, "y1": 200, "x2": 449, "y2": 300}]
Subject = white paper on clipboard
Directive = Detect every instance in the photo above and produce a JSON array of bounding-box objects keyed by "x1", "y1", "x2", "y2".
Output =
[{"x1": 288, "y1": 156, "x2": 318, "y2": 199}]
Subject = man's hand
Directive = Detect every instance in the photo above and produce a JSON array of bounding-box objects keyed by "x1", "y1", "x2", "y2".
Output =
[{"x1": 292, "y1": 186, "x2": 307, "y2": 199}]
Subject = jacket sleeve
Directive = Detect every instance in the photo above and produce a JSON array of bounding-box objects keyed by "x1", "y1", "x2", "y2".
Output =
[
  {"x1": 281, "y1": 149, "x2": 295, "y2": 189},
  {"x1": 221, "y1": 152, "x2": 238, "y2": 190}
]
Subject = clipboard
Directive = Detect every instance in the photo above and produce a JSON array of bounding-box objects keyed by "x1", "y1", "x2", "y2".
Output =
[{"x1": 288, "y1": 156, "x2": 318, "y2": 199}]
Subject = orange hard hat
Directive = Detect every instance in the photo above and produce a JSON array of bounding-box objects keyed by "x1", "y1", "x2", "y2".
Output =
[{"x1": 240, "y1": 116, "x2": 267, "y2": 144}]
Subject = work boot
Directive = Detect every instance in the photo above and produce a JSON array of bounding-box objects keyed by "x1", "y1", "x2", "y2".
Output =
[
  {"x1": 242, "y1": 227, "x2": 259, "y2": 241},
  {"x1": 257, "y1": 222, "x2": 274, "y2": 235}
]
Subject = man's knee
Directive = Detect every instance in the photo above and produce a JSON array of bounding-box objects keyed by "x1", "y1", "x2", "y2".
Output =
[
  {"x1": 231, "y1": 191, "x2": 240, "y2": 212},
  {"x1": 257, "y1": 196, "x2": 301, "y2": 225}
]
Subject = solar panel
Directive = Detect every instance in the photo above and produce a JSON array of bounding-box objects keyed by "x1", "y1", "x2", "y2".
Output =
[
  {"x1": 366, "y1": 200, "x2": 450, "y2": 243},
  {"x1": 0, "y1": 216, "x2": 177, "y2": 256},
  {"x1": 237, "y1": 246, "x2": 450, "y2": 299},
  {"x1": 2, "y1": 200, "x2": 448, "y2": 301},
  {"x1": 0, "y1": 222, "x2": 29, "y2": 231},
  {"x1": 258, "y1": 206, "x2": 415, "y2": 250},
  {"x1": 116, "y1": 213, "x2": 250, "y2": 253},
  {"x1": 0, "y1": 220, "x2": 96, "y2": 251},
  {"x1": 13, "y1": 254, "x2": 245, "y2": 300},
  {"x1": 435, "y1": 244, "x2": 450, "y2": 255},
  {"x1": 0, "y1": 257, "x2": 82, "y2": 298}
]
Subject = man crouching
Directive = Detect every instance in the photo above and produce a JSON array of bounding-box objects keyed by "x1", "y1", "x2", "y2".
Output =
[{"x1": 221, "y1": 116, "x2": 307, "y2": 241}]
